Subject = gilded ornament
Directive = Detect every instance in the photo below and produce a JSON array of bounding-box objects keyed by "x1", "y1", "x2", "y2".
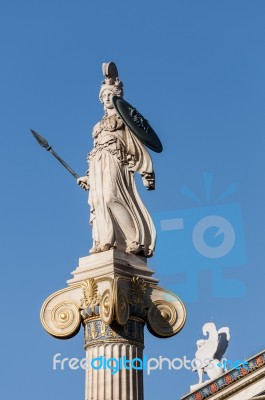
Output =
[
  {"x1": 115, "y1": 287, "x2": 129, "y2": 325},
  {"x1": 100, "y1": 288, "x2": 114, "y2": 325},
  {"x1": 84, "y1": 317, "x2": 145, "y2": 349},
  {"x1": 41, "y1": 301, "x2": 81, "y2": 338},
  {"x1": 80, "y1": 278, "x2": 100, "y2": 309},
  {"x1": 130, "y1": 276, "x2": 147, "y2": 318},
  {"x1": 147, "y1": 300, "x2": 178, "y2": 338},
  {"x1": 131, "y1": 276, "x2": 146, "y2": 307}
]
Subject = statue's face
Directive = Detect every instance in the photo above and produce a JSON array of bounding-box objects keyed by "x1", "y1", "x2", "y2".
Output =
[{"x1": 102, "y1": 89, "x2": 114, "y2": 109}]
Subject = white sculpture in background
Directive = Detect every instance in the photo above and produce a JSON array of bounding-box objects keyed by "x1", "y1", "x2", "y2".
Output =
[
  {"x1": 190, "y1": 322, "x2": 230, "y2": 391},
  {"x1": 77, "y1": 62, "x2": 158, "y2": 257}
]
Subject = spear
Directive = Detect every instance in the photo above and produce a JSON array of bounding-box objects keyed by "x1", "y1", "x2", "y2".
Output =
[{"x1": 30, "y1": 129, "x2": 80, "y2": 180}]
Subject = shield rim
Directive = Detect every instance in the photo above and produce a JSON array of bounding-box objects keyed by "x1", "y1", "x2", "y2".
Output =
[{"x1": 112, "y1": 96, "x2": 163, "y2": 153}]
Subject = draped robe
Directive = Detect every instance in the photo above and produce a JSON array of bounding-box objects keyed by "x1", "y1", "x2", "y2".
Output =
[{"x1": 87, "y1": 113, "x2": 156, "y2": 257}]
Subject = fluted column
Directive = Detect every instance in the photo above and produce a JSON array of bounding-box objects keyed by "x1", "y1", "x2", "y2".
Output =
[{"x1": 85, "y1": 334, "x2": 143, "y2": 400}]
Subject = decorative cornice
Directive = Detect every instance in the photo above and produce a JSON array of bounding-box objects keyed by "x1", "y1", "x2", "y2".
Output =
[{"x1": 182, "y1": 351, "x2": 265, "y2": 400}]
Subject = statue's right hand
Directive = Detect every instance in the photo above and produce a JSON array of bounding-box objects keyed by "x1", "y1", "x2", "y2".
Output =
[{"x1": 77, "y1": 176, "x2": 89, "y2": 191}]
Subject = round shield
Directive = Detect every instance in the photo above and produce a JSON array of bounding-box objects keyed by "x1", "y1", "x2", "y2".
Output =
[{"x1": 113, "y1": 96, "x2": 163, "y2": 153}]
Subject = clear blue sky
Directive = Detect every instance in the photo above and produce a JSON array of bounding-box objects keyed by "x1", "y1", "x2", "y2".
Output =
[{"x1": 1, "y1": 1, "x2": 265, "y2": 398}]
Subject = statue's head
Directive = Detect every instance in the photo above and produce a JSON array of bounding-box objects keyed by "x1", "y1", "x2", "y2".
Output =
[{"x1": 99, "y1": 62, "x2": 123, "y2": 105}]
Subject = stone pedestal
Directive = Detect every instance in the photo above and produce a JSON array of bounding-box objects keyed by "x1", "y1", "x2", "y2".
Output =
[
  {"x1": 40, "y1": 250, "x2": 186, "y2": 400},
  {"x1": 67, "y1": 250, "x2": 158, "y2": 284}
]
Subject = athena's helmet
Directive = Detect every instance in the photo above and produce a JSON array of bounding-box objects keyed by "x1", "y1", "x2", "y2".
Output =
[{"x1": 99, "y1": 62, "x2": 124, "y2": 102}]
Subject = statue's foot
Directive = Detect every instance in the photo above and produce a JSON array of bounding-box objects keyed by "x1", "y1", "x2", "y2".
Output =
[
  {"x1": 126, "y1": 241, "x2": 141, "y2": 254},
  {"x1": 101, "y1": 243, "x2": 112, "y2": 252},
  {"x1": 90, "y1": 243, "x2": 116, "y2": 254},
  {"x1": 89, "y1": 248, "x2": 99, "y2": 254},
  {"x1": 89, "y1": 244, "x2": 101, "y2": 254}
]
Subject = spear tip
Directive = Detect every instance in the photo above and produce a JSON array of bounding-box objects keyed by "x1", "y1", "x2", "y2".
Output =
[{"x1": 30, "y1": 129, "x2": 50, "y2": 150}]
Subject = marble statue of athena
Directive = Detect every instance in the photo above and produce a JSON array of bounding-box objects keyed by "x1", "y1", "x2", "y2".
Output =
[{"x1": 77, "y1": 62, "x2": 158, "y2": 257}]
